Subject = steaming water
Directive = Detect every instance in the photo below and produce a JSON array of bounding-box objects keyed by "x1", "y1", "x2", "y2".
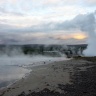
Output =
[{"x1": 0, "y1": 55, "x2": 67, "y2": 88}]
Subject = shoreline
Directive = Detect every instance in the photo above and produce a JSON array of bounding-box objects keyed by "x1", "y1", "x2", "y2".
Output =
[
  {"x1": 0, "y1": 57, "x2": 69, "y2": 95},
  {"x1": 1, "y1": 58, "x2": 95, "y2": 96},
  {"x1": 0, "y1": 56, "x2": 67, "y2": 89},
  {"x1": 0, "y1": 65, "x2": 31, "y2": 90}
]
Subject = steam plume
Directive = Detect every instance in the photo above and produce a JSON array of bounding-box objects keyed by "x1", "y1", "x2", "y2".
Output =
[
  {"x1": 83, "y1": 12, "x2": 96, "y2": 56},
  {"x1": 59, "y1": 11, "x2": 96, "y2": 56}
]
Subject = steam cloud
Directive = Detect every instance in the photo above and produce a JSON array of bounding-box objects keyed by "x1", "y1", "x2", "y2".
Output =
[
  {"x1": 0, "y1": 11, "x2": 96, "y2": 56},
  {"x1": 57, "y1": 11, "x2": 96, "y2": 56},
  {"x1": 73, "y1": 12, "x2": 96, "y2": 56},
  {"x1": 82, "y1": 12, "x2": 96, "y2": 56}
]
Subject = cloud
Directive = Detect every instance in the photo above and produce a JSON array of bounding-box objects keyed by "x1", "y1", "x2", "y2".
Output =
[
  {"x1": 84, "y1": 0, "x2": 96, "y2": 6},
  {"x1": 0, "y1": 0, "x2": 95, "y2": 45},
  {"x1": 0, "y1": 30, "x2": 88, "y2": 44},
  {"x1": 16, "y1": 12, "x2": 95, "y2": 33},
  {"x1": 50, "y1": 32, "x2": 87, "y2": 40},
  {"x1": 0, "y1": 9, "x2": 95, "y2": 44},
  {"x1": 0, "y1": 28, "x2": 87, "y2": 44},
  {"x1": 0, "y1": 0, "x2": 94, "y2": 29},
  {"x1": 0, "y1": 6, "x2": 24, "y2": 17}
]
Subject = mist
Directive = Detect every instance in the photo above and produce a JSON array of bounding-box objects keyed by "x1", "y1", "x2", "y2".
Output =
[
  {"x1": 58, "y1": 11, "x2": 96, "y2": 56},
  {"x1": 0, "y1": 45, "x2": 67, "y2": 66},
  {"x1": 83, "y1": 12, "x2": 96, "y2": 56},
  {"x1": 0, "y1": 46, "x2": 67, "y2": 88},
  {"x1": 73, "y1": 12, "x2": 96, "y2": 57}
]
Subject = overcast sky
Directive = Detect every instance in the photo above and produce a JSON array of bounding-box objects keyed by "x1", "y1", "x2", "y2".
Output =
[{"x1": 0, "y1": 0, "x2": 96, "y2": 44}]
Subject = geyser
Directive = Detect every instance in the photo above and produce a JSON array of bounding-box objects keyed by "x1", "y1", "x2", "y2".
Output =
[
  {"x1": 56, "y1": 11, "x2": 96, "y2": 56},
  {"x1": 83, "y1": 12, "x2": 96, "y2": 56}
]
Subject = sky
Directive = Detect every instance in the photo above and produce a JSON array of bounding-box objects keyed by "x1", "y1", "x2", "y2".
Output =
[{"x1": 0, "y1": 0, "x2": 96, "y2": 45}]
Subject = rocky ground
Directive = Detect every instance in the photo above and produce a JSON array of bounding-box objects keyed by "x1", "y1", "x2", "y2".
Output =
[{"x1": 1, "y1": 57, "x2": 96, "y2": 96}]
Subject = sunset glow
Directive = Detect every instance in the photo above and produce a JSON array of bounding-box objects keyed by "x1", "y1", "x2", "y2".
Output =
[{"x1": 73, "y1": 33, "x2": 87, "y2": 40}]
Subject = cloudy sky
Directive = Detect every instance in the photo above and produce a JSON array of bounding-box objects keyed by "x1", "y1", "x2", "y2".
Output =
[{"x1": 0, "y1": 0, "x2": 96, "y2": 44}]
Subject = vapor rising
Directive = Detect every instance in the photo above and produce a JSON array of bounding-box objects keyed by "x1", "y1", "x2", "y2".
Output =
[
  {"x1": 82, "y1": 12, "x2": 96, "y2": 56},
  {"x1": 58, "y1": 11, "x2": 96, "y2": 56},
  {"x1": 73, "y1": 12, "x2": 96, "y2": 56}
]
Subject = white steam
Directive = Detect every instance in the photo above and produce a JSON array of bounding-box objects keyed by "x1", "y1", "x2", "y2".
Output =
[
  {"x1": 55, "y1": 11, "x2": 96, "y2": 56},
  {"x1": 0, "y1": 47, "x2": 67, "y2": 86},
  {"x1": 69, "y1": 11, "x2": 96, "y2": 56},
  {"x1": 0, "y1": 46, "x2": 67, "y2": 66},
  {"x1": 83, "y1": 12, "x2": 96, "y2": 56}
]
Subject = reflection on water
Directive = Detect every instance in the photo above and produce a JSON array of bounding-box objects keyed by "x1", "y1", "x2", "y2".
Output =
[{"x1": 0, "y1": 65, "x2": 30, "y2": 88}]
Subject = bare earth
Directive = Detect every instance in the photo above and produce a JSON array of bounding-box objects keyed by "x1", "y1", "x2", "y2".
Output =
[{"x1": 0, "y1": 59, "x2": 96, "y2": 96}]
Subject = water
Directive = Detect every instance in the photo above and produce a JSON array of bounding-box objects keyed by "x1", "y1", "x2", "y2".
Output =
[
  {"x1": 0, "y1": 55, "x2": 68, "y2": 88},
  {"x1": 0, "y1": 65, "x2": 30, "y2": 88}
]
